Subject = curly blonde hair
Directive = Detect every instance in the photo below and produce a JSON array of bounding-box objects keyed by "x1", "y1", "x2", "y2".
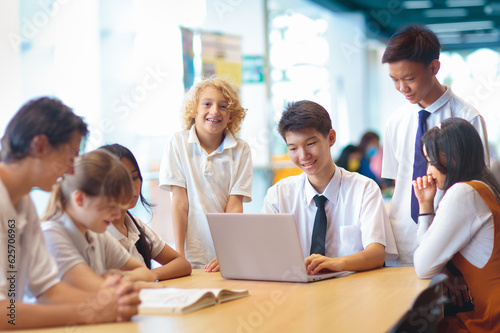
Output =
[{"x1": 182, "y1": 77, "x2": 247, "y2": 135}]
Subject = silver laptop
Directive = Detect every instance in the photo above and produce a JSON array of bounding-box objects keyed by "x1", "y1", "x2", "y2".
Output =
[{"x1": 207, "y1": 213, "x2": 352, "y2": 283}]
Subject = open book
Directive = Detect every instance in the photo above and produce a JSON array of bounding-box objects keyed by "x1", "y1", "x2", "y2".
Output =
[{"x1": 139, "y1": 288, "x2": 250, "y2": 314}]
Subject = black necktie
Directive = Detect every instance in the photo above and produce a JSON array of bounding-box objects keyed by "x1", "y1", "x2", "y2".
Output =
[
  {"x1": 310, "y1": 195, "x2": 328, "y2": 255},
  {"x1": 411, "y1": 110, "x2": 431, "y2": 223}
]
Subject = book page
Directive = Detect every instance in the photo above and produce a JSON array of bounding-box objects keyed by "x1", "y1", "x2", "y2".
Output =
[{"x1": 139, "y1": 288, "x2": 217, "y2": 314}]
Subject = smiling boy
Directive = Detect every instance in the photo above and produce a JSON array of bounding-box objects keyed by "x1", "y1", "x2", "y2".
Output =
[
  {"x1": 381, "y1": 25, "x2": 490, "y2": 266},
  {"x1": 262, "y1": 101, "x2": 398, "y2": 273}
]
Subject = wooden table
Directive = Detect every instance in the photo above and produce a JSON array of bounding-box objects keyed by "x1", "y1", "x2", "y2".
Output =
[{"x1": 15, "y1": 267, "x2": 429, "y2": 333}]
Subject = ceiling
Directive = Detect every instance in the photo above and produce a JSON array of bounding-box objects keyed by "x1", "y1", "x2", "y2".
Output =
[{"x1": 310, "y1": 0, "x2": 500, "y2": 50}]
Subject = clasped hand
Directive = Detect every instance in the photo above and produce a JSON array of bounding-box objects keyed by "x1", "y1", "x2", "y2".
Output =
[{"x1": 412, "y1": 175, "x2": 437, "y2": 207}]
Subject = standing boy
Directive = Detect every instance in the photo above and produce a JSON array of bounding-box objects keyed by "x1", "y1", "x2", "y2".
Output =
[
  {"x1": 381, "y1": 25, "x2": 489, "y2": 266},
  {"x1": 262, "y1": 101, "x2": 397, "y2": 273}
]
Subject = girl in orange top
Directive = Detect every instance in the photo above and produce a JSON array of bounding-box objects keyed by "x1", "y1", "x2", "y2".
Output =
[{"x1": 413, "y1": 117, "x2": 500, "y2": 332}]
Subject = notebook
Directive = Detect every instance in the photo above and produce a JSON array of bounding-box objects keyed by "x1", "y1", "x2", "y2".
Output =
[{"x1": 206, "y1": 213, "x2": 352, "y2": 283}]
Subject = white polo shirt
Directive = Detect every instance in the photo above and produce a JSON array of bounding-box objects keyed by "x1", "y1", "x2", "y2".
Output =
[
  {"x1": 42, "y1": 213, "x2": 131, "y2": 277},
  {"x1": 0, "y1": 179, "x2": 59, "y2": 301},
  {"x1": 414, "y1": 182, "x2": 494, "y2": 279},
  {"x1": 262, "y1": 167, "x2": 398, "y2": 261},
  {"x1": 159, "y1": 126, "x2": 253, "y2": 268},
  {"x1": 382, "y1": 85, "x2": 489, "y2": 266},
  {"x1": 107, "y1": 214, "x2": 166, "y2": 266}
]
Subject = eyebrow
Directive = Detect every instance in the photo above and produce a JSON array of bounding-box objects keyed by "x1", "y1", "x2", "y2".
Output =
[
  {"x1": 389, "y1": 73, "x2": 414, "y2": 79},
  {"x1": 286, "y1": 136, "x2": 318, "y2": 146}
]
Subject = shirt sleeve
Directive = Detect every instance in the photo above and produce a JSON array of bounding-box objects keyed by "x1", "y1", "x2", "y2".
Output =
[
  {"x1": 25, "y1": 219, "x2": 60, "y2": 298},
  {"x1": 413, "y1": 183, "x2": 489, "y2": 278},
  {"x1": 470, "y1": 115, "x2": 490, "y2": 167},
  {"x1": 42, "y1": 222, "x2": 87, "y2": 278},
  {"x1": 358, "y1": 179, "x2": 399, "y2": 261},
  {"x1": 381, "y1": 120, "x2": 398, "y2": 180},
  {"x1": 159, "y1": 133, "x2": 187, "y2": 192},
  {"x1": 103, "y1": 232, "x2": 133, "y2": 269},
  {"x1": 229, "y1": 141, "x2": 253, "y2": 202},
  {"x1": 261, "y1": 185, "x2": 280, "y2": 214}
]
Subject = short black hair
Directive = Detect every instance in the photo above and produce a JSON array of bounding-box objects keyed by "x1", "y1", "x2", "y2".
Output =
[
  {"x1": 278, "y1": 100, "x2": 332, "y2": 140},
  {"x1": 0, "y1": 97, "x2": 88, "y2": 162},
  {"x1": 422, "y1": 117, "x2": 500, "y2": 202},
  {"x1": 382, "y1": 25, "x2": 441, "y2": 66}
]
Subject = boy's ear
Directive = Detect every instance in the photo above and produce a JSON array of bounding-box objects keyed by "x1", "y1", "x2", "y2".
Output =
[
  {"x1": 429, "y1": 59, "x2": 441, "y2": 76},
  {"x1": 29, "y1": 134, "x2": 50, "y2": 158},
  {"x1": 328, "y1": 129, "x2": 336, "y2": 147}
]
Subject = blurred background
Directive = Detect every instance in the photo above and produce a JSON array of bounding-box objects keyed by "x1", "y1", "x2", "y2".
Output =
[{"x1": 2, "y1": 0, "x2": 500, "y2": 245}]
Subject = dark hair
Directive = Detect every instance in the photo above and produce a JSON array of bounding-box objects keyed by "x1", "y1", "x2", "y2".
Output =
[
  {"x1": 0, "y1": 97, "x2": 88, "y2": 162},
  {"x1": 336, "y1": 145, "x2": 360, "y2": 170},
  {"x1": 278, "y1": 100, "x2": 332, "y2": 140},
  {"x1": 99, "y1": 143, "x2": 154, "y2": 269},
  {"x1": 422, "y1": 118, "x2": 500, "y2": 202},
  {"x1": 358, "y1": 131, "x2": 380, "y2": 155},
  {"x1": 382, "y1": 25, "x2": 441, "y2": 66}
]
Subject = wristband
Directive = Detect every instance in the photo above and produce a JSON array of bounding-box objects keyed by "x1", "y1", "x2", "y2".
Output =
[{"x1": 418, "y1": 213, "x2": 435, "y2": 216}]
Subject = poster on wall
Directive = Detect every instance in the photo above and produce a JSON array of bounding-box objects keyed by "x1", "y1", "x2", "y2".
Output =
[
  {"x1": 200, "y1": 31, "x2": 242, "y2": 88},
  {"x1": 181, "y1": 27, "x2": 195, "y2": 91}
]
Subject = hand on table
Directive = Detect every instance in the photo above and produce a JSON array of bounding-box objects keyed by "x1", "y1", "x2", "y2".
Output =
[
  {"x1": 305, "y1": 254, "x2": 345, "y2": 275},
  {"x1": 204, "y1": 258, "x2": 220, "y2": 272}
]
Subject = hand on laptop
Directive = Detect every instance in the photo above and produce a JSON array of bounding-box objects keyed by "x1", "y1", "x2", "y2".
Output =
[
  {"x1": 305, "y1": 254, "x2": 346, "y2": 275},
  {"x1": 204, "y1": 258, "x2": 220, "y2": 272}
]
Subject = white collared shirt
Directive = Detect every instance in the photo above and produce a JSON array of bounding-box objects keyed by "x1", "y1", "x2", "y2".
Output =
[
  {"x1": 159, "y1": 126, "x2": 253, "y2": 268},
  {"x1": 42, "y1": 213, "x2": 131, "y2": 277},
  {"x1": 414, "y1": 182, "x2": 494, "y2": 278},
  {"x1": 262, "y1": 167, "x2": 398, "y2": 261},
  {"x1": 0, "y1": 180, "x2": 59, "y2": 301},
  {"x1": 107, "y1": 214, "x2": 166, "y2": 266},
  {"x1": 382, "y1": 85, "x2": 489, "y2": 266}
]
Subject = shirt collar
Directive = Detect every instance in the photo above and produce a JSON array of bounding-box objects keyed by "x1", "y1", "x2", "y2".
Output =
[
  {"x1": 0, "y1": 179, "x2": 28, "y2": 229},
  {"x1": 59, "y1": 212, "x2": 94, "y2": 252},
  {"x1": 107, "y1": 213, "x2": 141, "y2": 244},
  {"x1": 415, "y1": 85, "x2": 451, "y2": 114},
  {"x1": 304, "y1": 165, "x2": 342, "y2": 206},
  {"x1": 187, "y1": 125, "x2": 237, "y2": 152}
]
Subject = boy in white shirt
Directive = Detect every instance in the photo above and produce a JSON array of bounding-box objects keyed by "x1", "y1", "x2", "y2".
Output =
[
  {"x1": 262, "y1": 100, "x2": 398, "y2": 273},
  {"x1": 159, "y1": 78, "x2": 253, "y2": 270},
  {"x1": 381, "y1": 25, "x2": 489, "y2": 266}
]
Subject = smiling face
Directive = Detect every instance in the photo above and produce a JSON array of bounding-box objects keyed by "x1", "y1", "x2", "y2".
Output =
[
  {"x1": 38, "y1": 130, "x2": 83, "y2": 192},
  {"x1": 193, "y1": 86, "x2": 232, "y2": 144},
  {"x1": 388, "y1": 59, "x2": 442, "y2": 108},
  {"x1": 73, "y1": 192, "x2": 128, "y2": 234},
  {"x1": 285, "y1": 127, "x2": 336, "y2": 181},
  {"x1": 423, "y1": 145, "x2": 447, "y2": 190}
]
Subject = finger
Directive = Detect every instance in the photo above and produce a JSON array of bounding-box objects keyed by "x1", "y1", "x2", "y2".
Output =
[
  {"x1": 118, "y1": 292, "x2": 141, "y2": 307},
  {"x1": 422, "y1": 175, "x2": 428, "y2": 188},
  {"x1": 117, "y1": 304, "x2": 139, "y2": 322}
]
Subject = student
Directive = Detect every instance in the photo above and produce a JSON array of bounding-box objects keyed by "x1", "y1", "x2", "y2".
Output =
[
  {"x1": 413, "y1": 118, "x2": 500, "y2": 332},
  {"x1": 0, "y1": 97, "x2": 138, "y2": 329},
  {"x1": 41, "y1": 149, "x2": 156, "y2": 292},
  {"x1": 100, "y1": 144, "x2": 192, "y2": 280},
  {"x1": 262, "y1": 100, "x2": 398, "y2": 273},
  {"x1": 381, "y1": 25, "x2": 489, "y2": 266},
  {"x1": 159, "y1": 77, "x2": 253, "y2": 270}
]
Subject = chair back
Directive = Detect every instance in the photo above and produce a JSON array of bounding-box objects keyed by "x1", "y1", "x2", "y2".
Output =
[{"x1": 389, "y1": 273, "x2": 449, "y2": 333}]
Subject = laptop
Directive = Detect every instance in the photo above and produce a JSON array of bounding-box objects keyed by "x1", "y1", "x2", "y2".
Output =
[{"x1": 206, "y1": 213, "x2": 352, "y2": 283}]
